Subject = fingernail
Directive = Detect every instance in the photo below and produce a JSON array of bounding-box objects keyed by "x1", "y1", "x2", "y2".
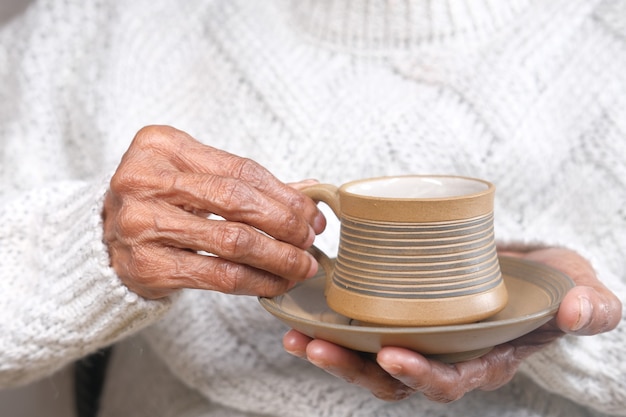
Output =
[
  {"x1": 380, "y1": 362, "x2": 403, "y2": 376},
  {"x1": 313, "y1": 210, "x2": 326, "y2": 233},
  {"x1": 377, "y1": 352, "x2": 402, "y2": 375},
  {"x1": 285, "y1": 347, "x2": 306, "y2": 359},
  {"x1": 572, "y1": 296, "x2": 593, "y2": 332}
]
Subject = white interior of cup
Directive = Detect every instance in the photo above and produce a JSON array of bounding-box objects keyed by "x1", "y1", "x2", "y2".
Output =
[{"x1": 345, "y1": 176, "x2": 489, "y2": 199}]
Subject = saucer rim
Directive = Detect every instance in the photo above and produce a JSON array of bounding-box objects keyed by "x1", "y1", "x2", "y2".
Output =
[{"x1": 259, "y1": 256, "x2": 575, "y2": 335}]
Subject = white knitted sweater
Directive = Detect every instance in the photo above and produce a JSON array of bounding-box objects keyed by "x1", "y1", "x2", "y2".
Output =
[{"x1": 1, "y1": 0, "x2": 625, "y2": 416}]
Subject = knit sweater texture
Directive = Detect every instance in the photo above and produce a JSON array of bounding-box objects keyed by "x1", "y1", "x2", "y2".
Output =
[{"x1": 1, "y1": 0, "x2": 625, "y2": 416}]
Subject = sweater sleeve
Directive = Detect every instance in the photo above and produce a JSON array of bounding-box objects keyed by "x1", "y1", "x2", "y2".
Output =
[
  {"x1": 0, "y1": 176, "x2": 171, "y2": 388},
  {"x1": 520, "y1": 301, "x2": 626, "y2": 416},
  {"x1": 508, "y1": 2, "x2": 626, "y2": 411},
  {"x1": 518, "y1": 256, "x2": 626, "y2": 415}
]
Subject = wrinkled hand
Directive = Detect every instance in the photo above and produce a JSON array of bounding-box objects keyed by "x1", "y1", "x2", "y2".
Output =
[
  {"x1": 283, "y1": 247, "x2": 622, "y2": 402},
  {"x1": 103, "y1": 125, "x2": 325, "y2": 299}
]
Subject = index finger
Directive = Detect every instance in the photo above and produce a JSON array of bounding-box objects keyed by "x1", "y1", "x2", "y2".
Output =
[
  {"x1": 377, "y1": 345, "x2": 520, "y2": 403},
  {"x1": 155, "y1": 172, "x2": 317, "y2": 249},
  {"x1": 158, "y1": 127, "x2": 322, "y2": 227}
]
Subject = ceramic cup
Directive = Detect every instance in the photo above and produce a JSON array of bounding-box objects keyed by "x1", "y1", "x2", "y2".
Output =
[{"x1": 303, "y1": 175, "x2": 508, "y2": 326}]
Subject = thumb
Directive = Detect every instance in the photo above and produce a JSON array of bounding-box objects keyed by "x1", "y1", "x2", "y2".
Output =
[{"x1": 557, "y1": 285, "x2": 622, "y2": 335}]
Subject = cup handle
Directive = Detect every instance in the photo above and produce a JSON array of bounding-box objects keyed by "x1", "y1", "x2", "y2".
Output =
[
  {"x1": 302, "y1": 184, "x2": 341, "y2": 294},
  {"x1": 301, "y1": 183, "x2": 341, "y2": 218}
]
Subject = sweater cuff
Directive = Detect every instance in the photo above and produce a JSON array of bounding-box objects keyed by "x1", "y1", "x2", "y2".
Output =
[
  {"x1": 38, "y1": 175, "x2": 172, "y2": 344},
  {"x1": 1, "y1": 176, "x2": 171, "y2": 387}
]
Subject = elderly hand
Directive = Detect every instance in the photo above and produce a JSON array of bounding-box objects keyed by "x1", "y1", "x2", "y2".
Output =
[
  {"x1": 103, "y1": 125, "x2": 325, "y2": 299},
  {"x1": 283, "y1": 247, "x2": 622, "y2": 402}
]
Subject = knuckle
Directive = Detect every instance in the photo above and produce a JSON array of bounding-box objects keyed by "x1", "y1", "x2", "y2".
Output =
[
  {"x1": 288, "y1": 249, "x2": 306, "y2": 276},
  {"x1": 218, "y1": 265, "x2": 287, "y2": 297},
  {"x1": 280, "y1": 245, "x2": 303, "y2": 275},
  {"x1": 231, "y1": 156, "x2": 265, "y2": 183},
  {"x1": 125, "y1": 246, "x2": 158, "y2": 286},
  {"x1": 278, "y1": 211, "x2": 310, "y2": 248},
  {"x1": 289, "y1": 191, "x2": 318, "y2": 220},
  {"x1": 133, "y1": 125, "x2": 177, "y2": 148},
  {"x1": 216, "y1": 224, "x2": 254, "y2": 259},
  {"x1": 283, "y1": 211, "x2": 303, "y2": 235},
  {"x1": 110, "y1": 162, "x2": 154, "y2": 194},
  {"x1": 113, "y1": 126, "x2": 190, "y2": 195},
  {"x1": 288, "y1": 192, "x2": 309, "y2": 213},
  {"x1": 215, "y1": 261, "x2": 247, "y2": 294},
  {"x1": 133, "y1": 125, "x2": 159, "y2": 145},
  {"x1": 109, "y1": 168, "x2": 133, "y2": 193},
  {"x1": 115, "y1": 204, "x2": 149, "y2": 237},
  {"x1": 212, "y1": 179, "x2": 252, "y2": 212}
]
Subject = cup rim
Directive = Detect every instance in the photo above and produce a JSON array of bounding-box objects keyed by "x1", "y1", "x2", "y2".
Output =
[{"x1": 340, "y1": 175, "x2": 494, "y2": 202}]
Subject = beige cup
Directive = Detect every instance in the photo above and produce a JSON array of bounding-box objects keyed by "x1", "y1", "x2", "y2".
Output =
[{"x1": 303, "y1": 175, "x2": 508, "y2": 326}]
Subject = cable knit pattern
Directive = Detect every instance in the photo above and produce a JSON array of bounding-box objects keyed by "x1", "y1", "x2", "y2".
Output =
[{"x1": 1, "y1": 0, "x2": 625, "y2": 415}]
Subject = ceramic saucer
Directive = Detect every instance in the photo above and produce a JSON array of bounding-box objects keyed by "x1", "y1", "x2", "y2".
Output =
[{"x1": 259, "y1": 256, "x2": 574, "y2": 363}]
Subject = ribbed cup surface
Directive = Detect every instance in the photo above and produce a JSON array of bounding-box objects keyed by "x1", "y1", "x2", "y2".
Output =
[
  {"x1": 334, "y1": 213, "x2": 502, "y2": 299},
  {"x1": 303, "y1": 175, "x2": 507, "y2": 325}
]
